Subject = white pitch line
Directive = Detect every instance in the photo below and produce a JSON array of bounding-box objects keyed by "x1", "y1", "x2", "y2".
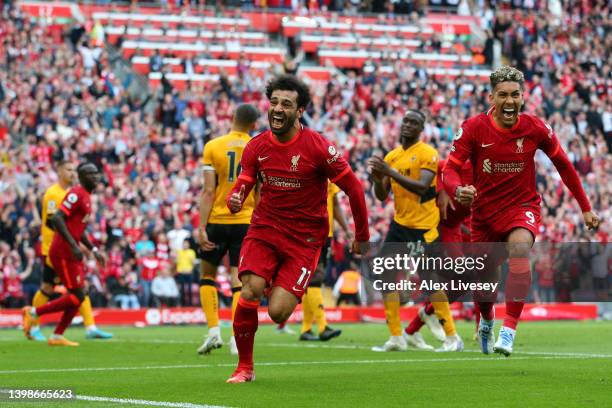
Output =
[
  {"x1": 0, "y1": 390, "x2": 231, "y2": 408},
  {"x1": 262, "y1": 342, "x2": 612, "y2": 358},
  {"x1": 76, "y1": 394, "x2": 232, "y2": 408},
  {"x1": 110, "y1": 339, "x2": 612, "y2": 358},
  {"x1": 78, "y1": 338, "x2": 612, "y2": 358},
  {"x1": 8, "y1": 335, "x2": 612, "y2": 359},
  {"x1": 1, "y1": 354, "x2": 611, "y2": 375}
]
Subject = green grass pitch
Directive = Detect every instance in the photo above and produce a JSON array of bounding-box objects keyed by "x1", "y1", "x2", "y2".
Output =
[{"x1": 1, "y1": 321, "x2": 611, "y2": 407}]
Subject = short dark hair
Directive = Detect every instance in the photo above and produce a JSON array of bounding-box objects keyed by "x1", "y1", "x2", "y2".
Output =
[
  {"x1": 265, "y1": 75, "x2": 311, "y2": 109},
  {"x1": 77, "y1": 162, "x2": 98, "y2": 174},
  {"x1": 233, "y1": 103, "x2": 259, "y2": 127},
  {"x1": 490, "y1": 66, "x2": 525, "y2": 91},
  {"x1": 405, "y1": 109, "x2": 426, "y2": 123}
]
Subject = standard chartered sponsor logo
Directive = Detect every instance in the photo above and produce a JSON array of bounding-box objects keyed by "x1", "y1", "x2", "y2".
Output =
[
  {"x1": 267, "y1": 175, "x2": 301, "y2": 188},
  {"x1": 483, "y1": 159, "x2": 492, "y2": 173},
  {"x1": 483, "y1": 159, "x2": 525, "y2": 174},
  {"x1": 494, "y1": 162, "x2": 525, "y2": 172}
]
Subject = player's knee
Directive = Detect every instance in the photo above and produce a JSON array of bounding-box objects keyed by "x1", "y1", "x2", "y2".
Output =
[
  {"x1": 268, "y1": 305, "x2": 290, "y2": 324},
  {"x1": 200, "y1": 262, "x2": 217, "y2": 280},
  {"x1": 239, "y1": 273, "x2": 265, "y2": 301}
]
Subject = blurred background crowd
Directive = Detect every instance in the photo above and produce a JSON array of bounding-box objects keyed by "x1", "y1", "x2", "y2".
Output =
[{"x1": 0, "y1": 0, "x2": 609, "y2": 308}]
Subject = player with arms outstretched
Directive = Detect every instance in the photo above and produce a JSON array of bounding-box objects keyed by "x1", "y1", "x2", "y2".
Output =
[
  {"x1": 197, "y1": 104, "x2": 259, "y2": 356},
  {"x1": 225, "y1": 75, "x2": 370, "y2": 383},
  {"x1": 443, "y1": 66, "x2": 600, "y2": 356},
  {"x1": 23, "y1": 163, "x2": 105, "y2": 346},
  {"x1": 26, "y1": 160, "x2": 112, "y2": 342}
]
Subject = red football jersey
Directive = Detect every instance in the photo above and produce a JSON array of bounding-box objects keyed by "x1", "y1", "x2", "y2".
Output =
[
  {"x1": 445, "y1": 109, "x2": 560, "y2": 225},
  {"x1": 49, "y1": 185, "x2": 92, "y2": 259},
  {"x1": 240, "y1": 126, "x2": 351, "y2": 246},
  {"x1": 438, "y1": 159, "x2": 473, "y2": 228}
]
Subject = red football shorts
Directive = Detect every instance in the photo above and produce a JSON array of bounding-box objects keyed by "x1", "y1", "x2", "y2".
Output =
[
  {"x1": 49, "y1": 252, "x2": 85, "y2": 290},
  {"x1": 238, "y1": 225, "x2": 322, "y2": 300},
  {"x1": 471, "y1": 206, "x2": 540, "y2": 243},
  {"x1": 439, "y1": 224, "x2": 463, "y2": 243}
]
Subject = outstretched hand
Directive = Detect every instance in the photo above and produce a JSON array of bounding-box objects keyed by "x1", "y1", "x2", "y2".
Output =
[
  {"x1": 583, "y1": 211, "x2": 601, "y2": 231},
  {"x1": 93, "y1": 250, "x2": 106, "y2": 268},
  {"x1": 351, "y1": 240, "x2": 370, "y2": 257},
  {"x1": 198, "y1": 226, "x2": 216, "y2": 251},
  {"x1": 437, "y1": 188, "x2": 455, "y2": 220}
]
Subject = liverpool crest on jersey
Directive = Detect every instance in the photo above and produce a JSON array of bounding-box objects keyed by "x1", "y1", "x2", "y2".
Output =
[
  {"x1": 516, "y1": 137, "x2": 524, "y2": 153},
  {"x1": 290, "y1": 154, "x2": 301, "y2": 172}
]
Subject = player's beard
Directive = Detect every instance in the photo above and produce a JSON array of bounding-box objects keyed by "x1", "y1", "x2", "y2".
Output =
[{"x1": 268, "y1": 110, "x2": 296, "y2": 136}]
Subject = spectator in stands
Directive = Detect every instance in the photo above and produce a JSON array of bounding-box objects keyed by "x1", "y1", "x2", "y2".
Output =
[
  {"x1": 152, "y1": 263, "x2": 180, "y2": 308},
  {"x1": 175, "y1": 239, "x2": 197, "y2": 306},
  {"x1": 150, "y1": 49, "x2": 164, "y2": 73},
  {"x1": 137, "y1": 248, "x2": 163, "y2": 307},
  {"x1": 108, "y1": 264, "x2": 141, "y2": 310},
  {"x1": 333, "y1": 263, "x2": 364, "y2": 306},
  {"x1": 19, "y1": 247, "x2": 39, "y2": 304},
  {"x1": 0, "y1": 1, "x2": 608, "y2": 309},
  {"x1": 216, "y1": 265, "x2": 233, "y2": 308}
]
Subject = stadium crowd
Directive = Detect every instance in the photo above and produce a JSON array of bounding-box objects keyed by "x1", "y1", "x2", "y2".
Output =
[{"x1": 0, "y1": 0, "x2": 609, "y2": 308}]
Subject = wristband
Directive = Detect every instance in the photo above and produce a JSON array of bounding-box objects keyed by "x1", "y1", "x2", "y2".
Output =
[{"x1": 92, "y1": 247, "x2": 99, "y2": 253}]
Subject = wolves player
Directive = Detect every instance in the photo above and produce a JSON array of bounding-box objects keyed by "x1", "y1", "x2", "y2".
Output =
[
  {"x1": 443, "y1": 66, "x2": 600, "y2": 356},
  {"x1": 402, "y1": 159, "x2": 473, "y2": 352},
  {"x1": 27, "y1": 160, "x2": 111, "y2": 341},
  {"x1": 368, "y1": 110, "x2": 448, "y2": 352},
  {"x1": 225, "y1": 75, "x2": 370, "y2": 382},
  {"x1": 23, "y1": 163, "x2": 105, "y2": 346},
  {"x1": 197, "y1": 104, "x2": 259, "y2": 356}
]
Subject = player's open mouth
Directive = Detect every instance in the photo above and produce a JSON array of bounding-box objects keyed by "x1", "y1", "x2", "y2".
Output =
[
  {"x1": 271, "y1": 116, "x2": 285, "y2": 129},
  {"x1": 502, "y1": 107, "x2": 516, "y2": 120}
]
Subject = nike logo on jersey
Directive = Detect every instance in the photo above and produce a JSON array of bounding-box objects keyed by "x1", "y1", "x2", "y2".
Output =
[
  {"x1": 481, "y1": 143, "x2": 494, "y2": 148},
  {"x1": 258, "y1": 156, "x2": 270, "y2": 161},
  {"x1": 292, "y1": 286, "x2": 304, "y2": 293}
]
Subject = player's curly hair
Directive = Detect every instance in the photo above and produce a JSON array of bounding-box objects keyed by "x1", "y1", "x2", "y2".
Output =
[
  {"x1": 490, "y1": 66, "x2": 525, "y2": 90},
  {"x1": 265, "y1": 74, "x2": 311, "y2": 109}
]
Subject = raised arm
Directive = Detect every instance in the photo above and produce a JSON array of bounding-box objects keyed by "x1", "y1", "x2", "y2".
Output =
[
  {"x1": 541, "y1": 132, "x2": 600, "y2": 230},
  {"x1": 334, "y1": 170, "x2": 370, "y2": 254}
]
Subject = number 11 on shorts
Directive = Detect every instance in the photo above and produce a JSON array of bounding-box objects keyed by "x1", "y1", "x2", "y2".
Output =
[
  {"x1": 525, "y1": 211, "x2": 535, "y2": 226},
  {"x1": 296, "y1": 267, "x2": 311, "y2": 291}
]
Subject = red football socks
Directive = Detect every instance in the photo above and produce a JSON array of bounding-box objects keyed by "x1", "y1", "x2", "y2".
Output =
[
  {"x1": 405, "y1": 316, "x2": 424, "y2": 335},
  {"x1": 478, "y1": 302, "x2": 495, "y2": 321},
  {"x1": 424, "y1": 303, "x2": 434, "y2": 315},
  {"x1": 54, "y1": 306, "x2": 79, "y2": 335},
  {"x1": 35, "y1": 293, "x2": 81, "y2": 316},
  {"x1": 504, "y1": 258, "x2": 531, "y2": 329},
  {"x1": 233, "y1": 297, "x2": 260, "y2": 370}
]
